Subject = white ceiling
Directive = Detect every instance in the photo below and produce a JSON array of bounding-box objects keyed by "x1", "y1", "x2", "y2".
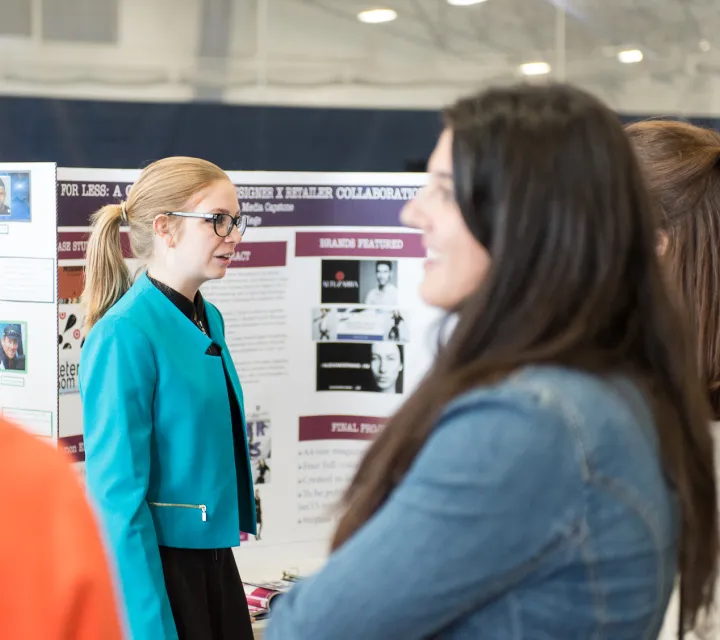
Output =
[{"x1": 1, "y1": 0, "x2": 720, "y2": 114}]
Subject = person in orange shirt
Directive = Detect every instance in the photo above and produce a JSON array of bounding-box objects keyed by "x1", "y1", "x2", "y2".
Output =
[{"x1": 0, "y1": 418, "x2": 124, "y2": 639}]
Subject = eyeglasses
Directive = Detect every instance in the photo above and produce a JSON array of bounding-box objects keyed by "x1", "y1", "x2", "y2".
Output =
[{"x1": 166, "y1": 212, "x2": 248, "y2": 238}]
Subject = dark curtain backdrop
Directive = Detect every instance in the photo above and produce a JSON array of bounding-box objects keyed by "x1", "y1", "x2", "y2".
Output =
[{"x1": 0, "y1": 95, "x2": 714, "y2": 172}]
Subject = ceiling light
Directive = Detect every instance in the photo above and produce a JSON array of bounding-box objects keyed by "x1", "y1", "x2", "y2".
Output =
[
  {"x1": 700, "y1": 40, "x2": 711, "y2": 52},
  {"x1": 617, "y1": 49, "x2": 643, "y2": 64},
  {"x1": 520, "y1": 61, "x2": 551, "y2": 76},
  {"x1": 357, "y1": 8, "x2": 397, "y2": 23},
  {"x1": 447, "y1": 0, "x2": 489, "y2": 6}
]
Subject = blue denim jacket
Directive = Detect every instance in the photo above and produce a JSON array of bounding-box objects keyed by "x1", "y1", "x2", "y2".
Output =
[{"x1": 267, "y1": 366, "x2": 678, "y2": 639}]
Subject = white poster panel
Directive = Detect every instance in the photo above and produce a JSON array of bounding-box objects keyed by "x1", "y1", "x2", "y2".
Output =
[
  {"x1": 56, "y1": 168, "x2": 439, "y2": 579},
  {"x1": 0, "y1": 163, "x2": 58, "y2": 440}
]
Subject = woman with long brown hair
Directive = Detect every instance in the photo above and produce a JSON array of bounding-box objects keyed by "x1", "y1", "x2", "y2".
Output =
[
  {"x1": 627, "y1": 118, "x2": 720, "y2": 638},
  {"x1": 627, "y1": 120, "x2": 720, "y2": 418},
  {"x1": 267, "y1": 84, "x2": 718, "y2": 639}
]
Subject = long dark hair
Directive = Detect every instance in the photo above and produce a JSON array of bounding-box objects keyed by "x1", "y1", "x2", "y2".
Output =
[
  {"x1": 627, "y1": 120, "x2": 720, "y2": 419},
  {"x1": 332, "y1": 84, "x2": 717, "y2": 635}
]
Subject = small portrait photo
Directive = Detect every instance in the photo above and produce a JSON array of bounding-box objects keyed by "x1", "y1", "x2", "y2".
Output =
[
  {"x1": 0, "y1": 175, "x2": 12, "y2": 216},
  {"x1": 0, "y1": 322, "x2": 27, "y2": 373},
  {"x1": 0, "y1": 172, "x2": 31, "y2": 222},
  {"x1": 360, "y1": 260, "x2": 399, "y2": 306},
  {"x1": 316, "y1": 342, "x2": 404, "y2": 394},
  {"x1": 369, "y1": 342, "x2": 404, "y2": 394}
]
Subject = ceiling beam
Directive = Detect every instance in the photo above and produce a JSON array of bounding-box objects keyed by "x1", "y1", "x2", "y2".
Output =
[
  {"x1": 295, "y1": 0, "x2": 499, "y2": 62},
  {"x1": 193, "y1": 0, "x2": 234, "y2": 101},
  {"x1": 409, "y1": 0, "x2": 447, "y2": 52}
]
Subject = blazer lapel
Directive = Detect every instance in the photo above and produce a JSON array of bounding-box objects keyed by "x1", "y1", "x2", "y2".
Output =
[
  {"x1": 205, "y1": 305, "x2": 245, "y2": 412},
  {"x1": 136, "y1": 274, "x2": 213, "y2": 356}
]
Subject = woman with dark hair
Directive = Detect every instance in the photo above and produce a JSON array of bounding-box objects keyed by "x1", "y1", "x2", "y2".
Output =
[
  {"x1": 0, "y1": 177, "x2": 10, "y2": 216},
  {"x1": 627, "y1": 119, "x2": 720, "y2": 638},
  {"x1": 370, "y1": 342, "x2": 404, "y2": 394},
  {"x1": 266, "y1": 84, "x2": 718, "y2": 639},
  {"x1": 627, "y1": 120, "x2": 720, "y2": 417}
]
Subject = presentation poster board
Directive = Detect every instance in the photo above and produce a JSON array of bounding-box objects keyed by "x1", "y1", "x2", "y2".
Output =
[
  {"x1": 0, "y1": 163, "x2": 58, "y2": 440},
  {"x1": 56, "y1": 168, "x2": 439, "y2": 574}
]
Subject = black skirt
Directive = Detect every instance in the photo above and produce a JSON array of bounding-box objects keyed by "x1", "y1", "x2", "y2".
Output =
[{"x1": 159, "y1": 546, "x2": 254, "y2": 640}]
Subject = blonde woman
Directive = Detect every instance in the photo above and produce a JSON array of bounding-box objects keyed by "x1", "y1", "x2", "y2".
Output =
[{"x1": 80, "y1": 157, "x2": 257, "y2": 640}]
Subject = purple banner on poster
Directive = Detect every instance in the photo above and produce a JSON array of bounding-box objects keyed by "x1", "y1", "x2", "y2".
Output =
[
  {"x1": 229, "y1": 242, "x2": 287, "y2": 268},
  {"x1": 58, "y1": 230, "x2": 132, "y2": 260},
  {"x1": 57, "y1": 181, "x2": 421, "y2": 228},
  {"x1": 59, "y1": 434, "x2": 85, "y2": 462},
  {"x1": 299, "y1": 415, "x2": 386, "y2": 442},
  {"x1": 57, "y1": 181, "x2": 132, "y2": 227},
  {"x1": 295, "y1": 231, "x2": 425, "y2": 258}
]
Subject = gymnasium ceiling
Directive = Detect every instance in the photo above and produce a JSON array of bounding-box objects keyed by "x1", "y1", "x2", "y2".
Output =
[{"x1": 0, "y1": 0, "x2": 719, "y2": 110}]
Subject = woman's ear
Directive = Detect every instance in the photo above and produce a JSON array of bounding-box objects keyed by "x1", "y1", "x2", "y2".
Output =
[
  {"x1": 153, "y1": 214, "x2": 175, "y2": 248},
  {"x1": 656, "y1": 230, "x2": 669, "y2": 257}
]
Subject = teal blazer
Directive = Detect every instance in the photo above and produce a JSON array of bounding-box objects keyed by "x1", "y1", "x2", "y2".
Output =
[{"x1": 79, "y1": 273, "x2": 256, "y2": 640}]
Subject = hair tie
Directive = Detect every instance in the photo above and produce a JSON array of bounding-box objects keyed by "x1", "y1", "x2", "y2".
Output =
[{"x1": 120, "y1": 201, "x2": 129, "y2": 224}]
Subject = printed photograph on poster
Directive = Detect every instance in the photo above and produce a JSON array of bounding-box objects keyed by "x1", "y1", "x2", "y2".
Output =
[
  {"x1": 0, "y1": 172, "x2": 31, "y2": 222},
  {"x1": 311, "y1": 308, "x2": 337, "y2": 341},
  {"x1": 240, "y1": 486, "x2": 265, "y2": 543},
  {"x1": 255, "y1": 488, "x2": 264, "y2": 541},
  {"x1": 58, "y1": 266, "x2": 85, "y2": 394},
  {"x1": 59, "y1": 310, "x2": 82, "y2": 348},
  {"x1": 321, "y1": 260, "x2": 360, "y2": 304},
  {"x1": 311, "y1": 307, "x2": 409, "y2": 343},
  {"x1": 58, "y1": 307, "x2": 83, "y2": 394},
  {"x1": 360, "y1": 259, "x2": 399, "y2": 306},
  {"x1": 58, "y1": 265, "x2": 84, "y2": 304},
  {"x1": 246, "y1": 405, "x2": 271, "y2": 485},
  {"x1": 385, "y1": 310, "x2": 408, "y2": 342},
  {"x1": 316, "y1": 342, "x2": 404, "y2": 394},
  {"x1": 0, "y1": 321, "x2": 27, "y2": 372},
  {"x1": 320, "y1": 259, "x2": 399, "y2": 306},
  {"x1": 337, "y1": 307, "x2": 408, "y2": 342}
]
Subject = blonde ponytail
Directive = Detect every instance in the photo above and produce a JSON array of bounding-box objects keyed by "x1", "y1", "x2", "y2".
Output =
[{"x1": 82, "y1": 203, "x2": 132, "y2": 332}]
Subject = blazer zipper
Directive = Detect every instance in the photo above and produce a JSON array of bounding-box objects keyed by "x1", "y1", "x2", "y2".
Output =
[{"x1": 148, "y1": 501, "x2": 207, "y2": 522}]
